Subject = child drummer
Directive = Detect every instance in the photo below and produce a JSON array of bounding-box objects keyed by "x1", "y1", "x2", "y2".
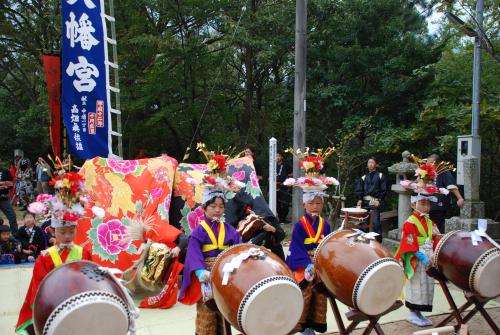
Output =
[
  {"x1": 396, "y1": 161, "x2": 446, "y2": 327},
  {"x1": 16, "y1": 170, "x2": 92, "y2": 335},
  {"x1": 178, "y1": 144, "x2": 242, "y2": 335},
  {"x1": 284, "y1": 147, "x2": 338, "y2": 335}
]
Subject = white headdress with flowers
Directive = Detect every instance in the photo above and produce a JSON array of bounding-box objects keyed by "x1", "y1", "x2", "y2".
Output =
[
  {"x1": 27, "y1": 155, "x2": 99, "y2": 228},
  {"x1": 400, "y1": 154, "x2": 454, "y2": 198},
  {"x1": 283, "y1": 147, "x2": 339, "y2": 203},
  {"x1": 187, "y1": 143, "x2": 245, "y2": 205}
]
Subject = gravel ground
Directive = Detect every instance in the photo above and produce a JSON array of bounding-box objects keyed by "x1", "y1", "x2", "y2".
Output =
[{"x1": 327, "y1": 307, "x2": 500, "y2": 335}]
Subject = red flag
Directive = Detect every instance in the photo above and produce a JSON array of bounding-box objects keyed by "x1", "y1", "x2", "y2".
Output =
[{"x1": 42, "y1": 55, "x2": 61, "y2": 157}]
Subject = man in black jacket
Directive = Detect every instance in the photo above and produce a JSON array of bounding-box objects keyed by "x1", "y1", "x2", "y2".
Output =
[
  {"x1": 426, "y1": 154, "x2": 464, "y2": 233},
  {"x1": 355, "y1": 157, "x2": 387, "y2": 241}
]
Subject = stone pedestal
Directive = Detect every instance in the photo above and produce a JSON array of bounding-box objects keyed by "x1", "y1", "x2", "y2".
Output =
[
  {"x1": 391, "y1": 184, "x2": 413, "y2": 229},
  {"x1": 461, "y1": 201, "x2": 485, "y2": 218},
  {"x1": 461, "y1": 157, "x2": 485, "y2": 218},
  {"x1": 445, "y1": 216, "x2": 500, "y2": 240}
]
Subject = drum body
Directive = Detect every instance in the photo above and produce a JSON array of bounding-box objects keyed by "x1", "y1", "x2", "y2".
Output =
[
  {"x1": 340, "y1": 208, "x2": 369, "y2": 223},
  {"x1": 314, "y1": 230, "x2": 404, "y2": 315},
  {"x1": 34, "y1": 261, "x2": 131, "y2": 335},
  {"x1": 433, "y1": 230, "x2": 500, "y2": 298},
  {"x1": 210, "y1": 244, "x2": 303, "y2": 335}
]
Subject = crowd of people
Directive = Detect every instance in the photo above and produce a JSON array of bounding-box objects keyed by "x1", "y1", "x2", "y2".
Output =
[{"x1": 0, "y1": 153, "x2": 57, "y2": 265}]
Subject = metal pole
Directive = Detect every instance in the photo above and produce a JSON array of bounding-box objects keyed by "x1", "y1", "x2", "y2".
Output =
[
  {"x1": 269, "y1": 138, "x2": 277, "y2": 215},
  {"x1": 471, "y1": 0, "x2": 483, "y2": 137},
  {"x1": 293, "y1": 0, "x2": 307, "y2": 222}
]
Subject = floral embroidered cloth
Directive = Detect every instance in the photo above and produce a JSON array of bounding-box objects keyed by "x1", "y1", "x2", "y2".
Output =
[
  {"x1": 74, "y1": 156, "x2": 178, "y2": 270},
  {"x1": 169, "y1": 157, "x2": 263, "y2": 235}
]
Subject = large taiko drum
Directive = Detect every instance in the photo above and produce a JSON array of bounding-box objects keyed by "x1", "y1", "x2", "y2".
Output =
[
  {"x1": 314, "y1": 230, "x2": 404, "y2": 315},
  {"x1": 33, "y1": 261, "x2": 133, "y2": 335},
  {"x1": 433, "y1": 230, "x2": 500, "y2": 298},
  {"x1": 210, "y1": 244, "x2": 303, "y2": 335}
]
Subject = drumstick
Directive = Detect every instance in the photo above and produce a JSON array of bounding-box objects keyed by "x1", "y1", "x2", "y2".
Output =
[{"x1": 412, "y1": 326, "x2": 455, "y2": 335}]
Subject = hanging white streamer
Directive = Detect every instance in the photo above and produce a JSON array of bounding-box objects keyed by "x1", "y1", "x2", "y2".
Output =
[
  {"x1": 221, "y1": 247, "x2": 264, "y2": 285},
  {"x1": 470, "y1": 219, "x2": 500, "y2": 248},
  {"x1": 345, "y1": 228, "x2": 379, "y2": 240}
]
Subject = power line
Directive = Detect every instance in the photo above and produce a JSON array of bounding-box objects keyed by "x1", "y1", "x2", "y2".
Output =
[{"x1": 183, "y1": 3, "x2": 248, "y2": 161}]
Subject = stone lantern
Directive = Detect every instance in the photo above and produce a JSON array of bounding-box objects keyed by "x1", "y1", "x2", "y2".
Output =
[{"x1": 384, "y1": 151, "x2": 417, "y2": 250}]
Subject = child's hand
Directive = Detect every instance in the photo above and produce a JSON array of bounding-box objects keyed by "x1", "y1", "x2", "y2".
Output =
[
  {"x1": 305, "y1": 264, "x2": 315, "y2": 282},
  {"x1": 415, "y1": 251, "x2": 430, "y2": 267},
  {"x1": 195, "y1": 269, "x2": 210, "y2": 283},
  {"x1": 263, "y1": 223, "x2": 276, "y2": 233},
  {"x1": 170, "y1": 246, "x2": 181, "y2": 258}
]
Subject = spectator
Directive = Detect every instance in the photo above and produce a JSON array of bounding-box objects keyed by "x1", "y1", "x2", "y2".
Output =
[
  {"x1": 276, "y1": 151, "x2": 291, "y2": 223},
  {"x1": 35, "y1": 157, "x2": 51, "y2": 195},
  {"x1": 0, "y1": 158, "x2": 18, "y2": 234},
  {"x1": 9, "y1": 154, "x2": 21, "y2": 201},
  {"x1": 0, "y1": 223, "x2": 21, "y2": 264},
  {"x1": 16, "y1": 158, "x2": 35, "y2": 208},
  {"x1": 426, "y1": 154, "x2": 464, "y2": 233},
  {"x1": 16, "y1": 212, "x2": 46, "y2": 262},
  {"x1": 40, "y1": 218, "x2": 56, "y2": 247},
  {"x1": 355, "y1": 157, "x2": 387, "y2": 242},
  {"x1": 243, "y1": 145, "x2": 264, "y2": 182}
]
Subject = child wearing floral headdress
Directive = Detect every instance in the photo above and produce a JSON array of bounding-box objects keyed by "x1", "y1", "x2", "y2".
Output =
[
  {"x1": 178, "y1": 143, "x2": 242, "y2": 335},
  {"x1": 395, "y1": 194, "x2": 440, "y2": 327},
  {"x1": 396, "y1": 159, "x2": 447, "y2": 327},
  {"x1": 284, "y1": 147, "x2": 338, "y2": 335},
  {"x1": 15, "y1": 168, "x2": 92, "y2": 335}
]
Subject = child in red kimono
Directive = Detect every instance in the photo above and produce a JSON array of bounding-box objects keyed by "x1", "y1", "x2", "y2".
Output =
[
  {"x1": 15, "y1": 216, "x2": 92, "y2": 334},
  {"x1": 395, "y1": 194, "x2": 440, "y2": 327},
  {"x1": 16, "y1": 164, "x2": 92, "y2": 335},
  {"x1": 397, "y1": 160, "x2": 451, "y2": 327}
]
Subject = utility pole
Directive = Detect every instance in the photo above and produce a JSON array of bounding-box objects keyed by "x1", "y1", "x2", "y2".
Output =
[
  {"x1": 471, "y1": 0, "x2": 483, "y2": 138},
  {"x1": 292, "y1": 0, "x2": 307, "y2": 222}
]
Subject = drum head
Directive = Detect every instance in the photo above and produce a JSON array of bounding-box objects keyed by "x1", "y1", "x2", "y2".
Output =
[
  {"x1": 471, "y1": 248, "x2": 500, "y2": 298},
  {"x1": 341, "y1": 207, "x2": 367, "y2": 214},
  {"x1": 238, "y1": 276, "x2": 303, "y2": 335},
  {"x1": 353, "y1": 259, "x2": 404, "y2": 316},
  {"x1": 43, "y1": 291, "x2": 129, "y2": 335}
]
